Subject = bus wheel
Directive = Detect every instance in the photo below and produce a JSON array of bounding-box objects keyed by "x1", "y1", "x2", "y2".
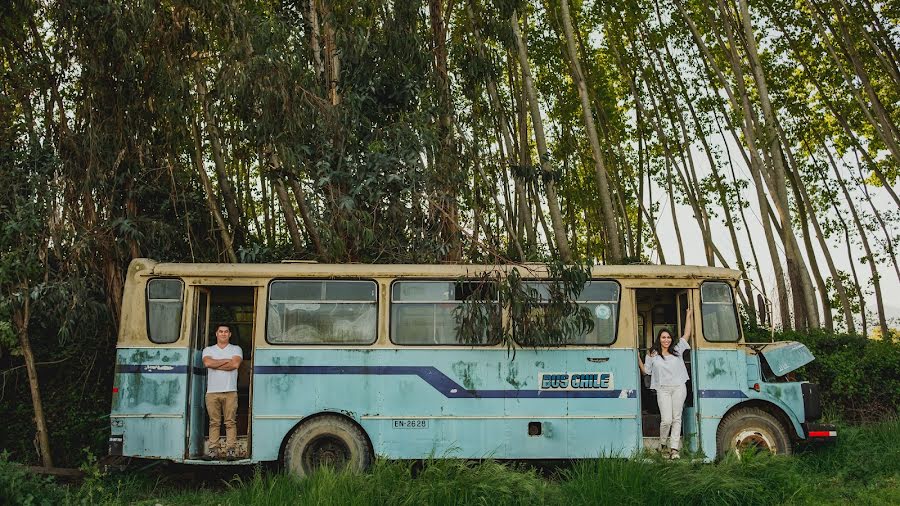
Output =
[
  {"x1": 283, "y1": 415, "x2": 372, "y2": 477},
  {"x1": 716, "y1": 408, "x2": 792, "y2": 458}
]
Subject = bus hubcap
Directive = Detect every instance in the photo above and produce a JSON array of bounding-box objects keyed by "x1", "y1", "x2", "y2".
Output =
[
  {"x1": 305, "y1": 435, "x2": 351, "y2": 470},
  {"x1": 733, "y1": 428, "x2": 776, "y2": 453}
]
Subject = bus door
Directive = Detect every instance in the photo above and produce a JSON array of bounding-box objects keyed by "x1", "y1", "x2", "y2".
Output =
[
  {"x1": 691, "y1": 281, "x2": 746, "y2": 459},
  {"x1": 185, "y1": 287, "x2": 210, "y2": 459},
  {"x1": 677, "y1": 290, "x2": 701, "y2": 452}
]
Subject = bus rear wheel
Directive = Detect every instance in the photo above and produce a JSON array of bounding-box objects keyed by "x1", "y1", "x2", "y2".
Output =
[
  {"x1": 283, "y1": 415, "x2": 373, "y2": 478},
  {"x1": 716, "y1": 407, "x2": 792, "y2": 458}
]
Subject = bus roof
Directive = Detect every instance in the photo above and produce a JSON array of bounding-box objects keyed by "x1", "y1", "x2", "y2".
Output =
[{"x1": 133, "y1": 258, "x2": 742, "y2": 281}]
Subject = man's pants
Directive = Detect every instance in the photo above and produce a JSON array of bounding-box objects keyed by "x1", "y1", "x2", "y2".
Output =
[
  {"x1": 206, "y1": 391, "x2": 238, "y2": 452},
  {"x1": 657, "y1": 383, "x2": 687, "y2": 450}
]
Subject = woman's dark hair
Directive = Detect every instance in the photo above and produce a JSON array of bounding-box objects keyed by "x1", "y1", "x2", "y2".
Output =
[{"x1": 650, "y1": 327, "x2": 680, "y2": 357}]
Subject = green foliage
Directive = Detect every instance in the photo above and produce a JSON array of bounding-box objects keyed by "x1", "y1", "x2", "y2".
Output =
[
  {"x1": 0, "y1": 453, "x2": 65, "y2": 506},
  {"x1": 453, "y1": 261, "x2": 595, "y2": 351}
]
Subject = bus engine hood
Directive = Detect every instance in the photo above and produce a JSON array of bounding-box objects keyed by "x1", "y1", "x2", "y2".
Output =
[{"x1": 760, "y1": 341, "x2": 815, "y2": 376}]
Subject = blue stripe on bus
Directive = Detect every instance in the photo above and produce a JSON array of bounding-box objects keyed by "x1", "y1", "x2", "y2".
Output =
[
  {"x1": 116, "y1": 365, "x2": 207, "y2": 375},
  {"x1": 698, "y1": 389, "x2": 748, "y2": 399},
  {"x1": 116, "y1": 365, "x2": 189, "y2": 374},
  {"x1": 254, "y1": 365, "x2": 637, "y2": 399}
]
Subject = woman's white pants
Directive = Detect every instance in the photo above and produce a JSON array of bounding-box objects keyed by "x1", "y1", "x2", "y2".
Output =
[{"x1": 656, "y1": 383, "x2": 687, "y2": 450}]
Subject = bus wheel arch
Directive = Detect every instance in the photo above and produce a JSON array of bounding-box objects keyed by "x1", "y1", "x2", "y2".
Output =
[
  {"x1": 715, "y1": 401, "x2": 794, "y2": 458},
  {"x1": 280, "y1": 412, "x2": 374, "y2": 477}
]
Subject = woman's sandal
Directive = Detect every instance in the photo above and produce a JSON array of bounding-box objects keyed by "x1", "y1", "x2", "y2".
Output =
[{"x1": 670, "y1": 449, "x2": 680, "y2": 460}]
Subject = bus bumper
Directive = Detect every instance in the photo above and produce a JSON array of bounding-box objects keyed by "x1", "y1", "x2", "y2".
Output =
[{"x1": 802, "y1": 423, "x2": 837, "y2": 443}]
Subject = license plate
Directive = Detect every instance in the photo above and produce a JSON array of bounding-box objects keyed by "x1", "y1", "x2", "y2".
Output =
[{"x1": 393, "y1": 419, "x2": 429, "y2": 429}]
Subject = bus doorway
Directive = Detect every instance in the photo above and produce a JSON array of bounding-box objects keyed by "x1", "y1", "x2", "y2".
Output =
[
  {"x1": 635, "y1": 288, "x2": 698, "y2": 451},
  {"x1": 186, "y1": 286, "x2": 255, "y2": 461}
]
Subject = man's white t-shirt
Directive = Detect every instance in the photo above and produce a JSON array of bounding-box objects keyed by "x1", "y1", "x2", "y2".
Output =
[
  {"x1": 645, "y1": 339, "x2": 690, "y2": 390},
  {"x1": 202, "y1": 343, "x2": 242, "y2": 393}
]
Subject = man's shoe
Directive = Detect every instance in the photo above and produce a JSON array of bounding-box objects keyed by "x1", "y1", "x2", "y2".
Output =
[
  {"x1": 201, "y1": 451, "x2": 218, "y2": 461},
  {"x1": 226, "y1": 448, "x2": 238, "y2": 461}
]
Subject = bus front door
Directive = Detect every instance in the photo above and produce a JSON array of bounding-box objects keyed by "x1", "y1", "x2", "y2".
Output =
[{"x1": 185, "y1": 287, "x2": 210, "y2": 459}]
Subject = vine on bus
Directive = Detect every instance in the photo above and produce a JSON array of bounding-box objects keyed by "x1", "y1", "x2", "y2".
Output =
[{"x1": 454, "y1": 261, "x2": 595, "y2": 354}]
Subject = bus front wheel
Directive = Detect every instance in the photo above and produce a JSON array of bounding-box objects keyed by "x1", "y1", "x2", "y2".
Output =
[
  {"x1": 283, "y1": 414, "x2": 373, "y2": 477},
  {"x1": 716, "y1": 407, "x2": 792, "y2": 458}
]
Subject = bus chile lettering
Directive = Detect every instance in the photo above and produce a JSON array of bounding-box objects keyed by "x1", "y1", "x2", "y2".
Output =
[{"x1": 540, "y1": 372, "x2": 613, "y2": 390}]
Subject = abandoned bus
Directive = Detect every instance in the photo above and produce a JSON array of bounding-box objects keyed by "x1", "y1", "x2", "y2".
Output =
[{"x1": 109, "y1": 258, "x2": 835, "y2": 474}]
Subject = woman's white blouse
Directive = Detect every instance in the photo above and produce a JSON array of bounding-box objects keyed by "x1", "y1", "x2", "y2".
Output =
[{"x1": 645, "y1": 339, "x2": 690, "y2": 390}]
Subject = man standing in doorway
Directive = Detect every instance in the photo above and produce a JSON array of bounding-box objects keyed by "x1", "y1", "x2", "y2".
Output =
[{"x1": 202, "y1": 324, "x2": 243, "y2": 460}]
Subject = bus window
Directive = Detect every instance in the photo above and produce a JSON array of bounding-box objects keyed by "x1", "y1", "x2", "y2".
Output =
[
  {"x1": 266, "y1": 280, "x2": 377, "y2": 344},
  {"x1": 390, "y1": 280, "x2": 499, "y2": 345},
  {"x1": 524, "y1": 280, "x2": 620, "y2": 345},
  {"x1": 700, "y1": 281, "x2": 740, "y2": 342},
  {"x1": 146, "y1": 278, "x2": 184, "y2": 344}
]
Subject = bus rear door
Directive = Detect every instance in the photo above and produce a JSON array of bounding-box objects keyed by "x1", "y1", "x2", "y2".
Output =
[
  {"x1": 110, "y1": 277, "x2": 190, "y2": 460},
  {"x1": 185, "y1": 287, "x2": 210, "y2": 459}
]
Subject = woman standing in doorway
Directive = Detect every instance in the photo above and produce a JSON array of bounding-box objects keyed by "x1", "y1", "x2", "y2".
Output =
[{"x1": 638, "y1": 307, "x2": 693, "y2": 459}]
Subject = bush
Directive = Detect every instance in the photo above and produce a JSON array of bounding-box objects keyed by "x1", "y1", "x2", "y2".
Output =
[{"x1": 0, "y1": 453, "x2": 65, "y2": 506}]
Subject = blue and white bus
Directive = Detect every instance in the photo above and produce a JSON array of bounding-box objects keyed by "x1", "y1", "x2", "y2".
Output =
[{"x1": 109, "y1": 259, "x2": 835, "y2": 474}]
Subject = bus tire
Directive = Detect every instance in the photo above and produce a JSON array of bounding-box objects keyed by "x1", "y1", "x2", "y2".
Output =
[
  {"x1": 716, "y1": 407, "x2": 792, "y2": 458},
  {"x1": 283, "y1": 414, "x2": 372, "y2": 477}
]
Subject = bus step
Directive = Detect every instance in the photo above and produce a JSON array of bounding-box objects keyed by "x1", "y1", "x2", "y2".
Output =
[
  {"x1": 182, "y1": 458, "x2": 254, "y2": 465},
  {"x1": 642, "y1": 437, "x2": 663, "y2": 450}
]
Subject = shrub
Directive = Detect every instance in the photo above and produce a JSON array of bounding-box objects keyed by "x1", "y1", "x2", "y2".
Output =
[{"x1": 0, "y1": 453, "x2": 65, "y2": 506}]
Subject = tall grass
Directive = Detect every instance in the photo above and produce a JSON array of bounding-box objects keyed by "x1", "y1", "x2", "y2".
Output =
[{"x1": 2, "y1": 420, "x2": 898, "y2": 505}]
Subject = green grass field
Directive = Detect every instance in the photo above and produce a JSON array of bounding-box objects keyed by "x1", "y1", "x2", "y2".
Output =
[{"x1": 3, "y1": 419, "x2": 898, "y2": 505}]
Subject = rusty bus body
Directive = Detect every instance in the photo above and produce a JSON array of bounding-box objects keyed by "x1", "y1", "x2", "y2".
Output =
[{"x1": 109, "y1": 259, "x2": 834, "y2": 471}]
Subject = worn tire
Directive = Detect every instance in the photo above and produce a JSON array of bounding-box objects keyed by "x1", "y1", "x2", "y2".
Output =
[
  {"x1": 283, "y1": 414, "x2": 373, "y2": 478},
  {"x1": 716, "y1": 407, "x2": 793, "y2": 458}
]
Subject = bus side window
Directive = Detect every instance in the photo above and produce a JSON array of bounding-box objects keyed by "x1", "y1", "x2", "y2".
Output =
[
  {"x1": 390, "y1": 280, "x2": 499, "y2": 345},
  {"x1": 266, "y1": 280, "x2": 377, "y2": 345},
  {"x1": 522, "y1": 280, "x2": 620, "y2": 345},
  {"x1": 700, "y1": 282, "x2": 740, "y2": 342},
  {"x1": 147, "y1": 278, "x2": 184, "y2": 344}
]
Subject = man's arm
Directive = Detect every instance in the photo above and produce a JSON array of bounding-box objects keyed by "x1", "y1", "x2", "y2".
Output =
[
  {"x1": 214, "y1": 355, "x2": 242, "y2": 371},
  {"x1": 203, "y1": 356, "x2": 231, "y2": 369}
]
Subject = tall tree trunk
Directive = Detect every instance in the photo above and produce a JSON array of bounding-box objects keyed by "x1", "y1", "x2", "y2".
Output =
[
  {"x1": 736, "y1": 0, "x2": 819, "y2": 329},
  {"x1": 825, "y1": 146, "x2": 889, "y2": 336},
  {"x1": 287, "y1": 177, "x2": 325, "y2": 258},
  {"x1": 510, "y1": 53, "x2": 537, "y2": 252},
  {"x1": 789, "y1": 135, "x2": 857, "y2": 334},
  {"x1": 558, "y1": 0, "x2": 623, "y2": 263},
  {"x1": 13, "y1": 291, "x2": 53, "y2": 468},
  {"x1": 429, "y1": 0, "x2": 461, "y2": 261},
  {"x1": 195, "y1": 77, "x2": 244, "y2": 247},
  {"x1": 510, "y1": 9, "x2": 573, "y2": 262},
  {"x1": 190, "y1": 121, "x2": 237, "y2": 263},
  {"x1": 273, "y1": 178, "x2": 304, "y2": 255},
  {"x1": 467, "y1": 3, "x2": 526, "y2": 259},
  {"x1": 853, "y1": 153, "x2": 900, "y2": 287}
]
